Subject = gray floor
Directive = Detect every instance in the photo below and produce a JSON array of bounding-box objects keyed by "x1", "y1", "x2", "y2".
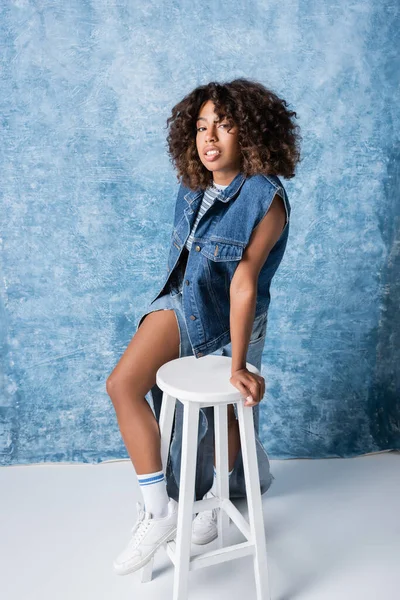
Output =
[{"x1": 1, "y1": 451, "x2": 399, "y2": 600}]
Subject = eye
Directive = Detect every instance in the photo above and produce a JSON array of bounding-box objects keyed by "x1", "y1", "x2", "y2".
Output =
[{"x1": 196, "y1": 122, "x2": 230, "y2": 132}]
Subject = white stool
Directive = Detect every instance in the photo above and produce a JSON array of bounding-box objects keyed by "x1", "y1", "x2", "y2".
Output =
[{"x1": 141, "y1": 354, "x2": 271, "y2": 600}]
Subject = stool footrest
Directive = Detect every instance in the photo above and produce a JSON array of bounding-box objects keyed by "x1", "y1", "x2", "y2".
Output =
[
  {"x1": 164, "y1": 498, "x2": 254, "y2": 572},
  {"x1": 165, "y1": 539, "x2": 254, "y2": 571}
]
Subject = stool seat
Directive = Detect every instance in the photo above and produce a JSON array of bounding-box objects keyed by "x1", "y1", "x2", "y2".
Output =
[
  {"x1": 141, "y1": 354, "x2": 271, "y2": 600},
  {"x1": 156, "y1": 354, "x2": 260, "y2": 404}
]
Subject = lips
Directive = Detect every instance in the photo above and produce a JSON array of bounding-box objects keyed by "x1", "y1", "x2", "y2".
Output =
[
  {"x1": 204, "y1": 145, "x2": 221, "y2": 155},
  {"x1": 204, "y1": 147, "x2": 221, "y2": 162}
]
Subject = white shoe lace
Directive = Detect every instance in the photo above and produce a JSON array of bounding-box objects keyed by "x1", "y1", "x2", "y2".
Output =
[
  {"x1": 195, "y1": 491, "x2": 217, "y2": 524},
  {"x1": 129, "y1": 501, "x2": 152, "y2": 547},
  {"x1": 196, "y1": 508, "x2": 217, "y2": 523}
]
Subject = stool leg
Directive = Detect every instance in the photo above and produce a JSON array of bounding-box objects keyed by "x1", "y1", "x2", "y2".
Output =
[
  {"x1": 159, "y1": 392, "x2": 177, "y2": 473},
  {"x1": 140, "y1": 392, "x2": 176, "y2": 583},
  {"x1": 140, "y1": 555, "x2": 154, "y2": 583},
  {"x1": 214, "y1": 403, "x2": 230, "y2": 548},
  {"x1": 236, "y1": 401, "x2": 271, "y2": 600},
  {"x1": 173, "y1": 400, "x2": 200, "y2": 600}
]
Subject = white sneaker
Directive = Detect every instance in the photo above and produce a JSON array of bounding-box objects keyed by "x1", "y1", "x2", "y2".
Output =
[
  {"x1": 191, "y1": 490, "x2": 218, "y2": 545},
  {"x1": 113, "y1": 497, "x2": 178, "y2": 576}
]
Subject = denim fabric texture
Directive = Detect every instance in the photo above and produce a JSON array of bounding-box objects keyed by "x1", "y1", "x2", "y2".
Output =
[
  {"x1": 135, "y1": 171, "x2": 291, "y2": 501},
  {"x1": 141, "y1": 171, "x2": 291, "y2": 358},
  {"x1": 138, "y1": 261, "x2": 275, "y2": 503}
]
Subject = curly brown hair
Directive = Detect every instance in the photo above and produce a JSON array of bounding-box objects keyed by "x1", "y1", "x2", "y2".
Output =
[{"x1": 165, "y1": 78, "x2": 302, "y2": 191}]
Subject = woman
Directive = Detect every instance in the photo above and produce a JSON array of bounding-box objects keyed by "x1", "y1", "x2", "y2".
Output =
[{"x1": 108, "y1": 78, "x2": 301, "y2": 575}]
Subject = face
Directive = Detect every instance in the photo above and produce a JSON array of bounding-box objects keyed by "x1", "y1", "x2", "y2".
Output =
[{"x1": 195, "y1": 100, "x2": 241, "y2": 185}]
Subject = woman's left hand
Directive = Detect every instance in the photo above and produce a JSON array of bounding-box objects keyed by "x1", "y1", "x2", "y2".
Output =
[{"x1": 230, "y1": 368, "x2": 265, "y2": 407}]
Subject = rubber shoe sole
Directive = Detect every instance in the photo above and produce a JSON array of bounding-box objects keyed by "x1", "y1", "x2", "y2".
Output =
[{"x1": 113, "y1": 526, "x2": 177, "y2": 576}]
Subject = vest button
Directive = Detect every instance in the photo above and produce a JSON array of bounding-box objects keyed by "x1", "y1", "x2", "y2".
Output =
[
  {"x1": 195, "y1": 245, "x2": 201, "y2": 252},
  {"x1": 197, "y1": 352, "x2": 204, "y2": 357},
  {"x1": 185, "y1": 279, "x2": 190, "y2": 285},
  {"x1": 190, "y1": 315, "x2": 196, "y2": 320}
]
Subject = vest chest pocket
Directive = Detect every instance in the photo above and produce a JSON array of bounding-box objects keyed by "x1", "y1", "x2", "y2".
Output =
[{"x1": 200, "y1": 240, "x2": 244, "y2": 262}]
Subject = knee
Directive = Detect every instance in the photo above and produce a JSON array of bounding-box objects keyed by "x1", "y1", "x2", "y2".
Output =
[
  {"x1": 106, "y1": 373, "x2": 127, "y2": 405},
  {"x1": 106, "y1": 372, "x2": 147, "y2": 412},
  {"x1": 106, "y1": 374, "x2": 116, "y2": 400}
]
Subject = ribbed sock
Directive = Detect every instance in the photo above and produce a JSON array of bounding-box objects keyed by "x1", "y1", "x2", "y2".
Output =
[
  {"x1": 208, "y1": 465, "x2": 234, "y2": 496},
  {"x1": 137, "y1": 469, "x2": 170, "y2": 519}
]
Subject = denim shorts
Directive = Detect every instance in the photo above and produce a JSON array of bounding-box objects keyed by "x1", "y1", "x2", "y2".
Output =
[
  {"x1": 136, "y1": 263, "x2": 275, "y2": 502},
  {"x1": 137, "y1": 264, "x2": 269, "y2": 364}
]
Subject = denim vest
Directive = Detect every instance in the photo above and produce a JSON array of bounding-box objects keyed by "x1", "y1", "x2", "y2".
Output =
[{"x1": 148, "y1": 171, "x2": 291, "y2": 358}]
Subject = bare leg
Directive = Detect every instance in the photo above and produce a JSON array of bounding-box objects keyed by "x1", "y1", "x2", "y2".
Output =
[
  {"x1": 213, "y1": 404, "x2": 241, "y2": 471},
  {"x1": 107, "y1": 314, "x2": 241, "y2": 477},
  {"x1": 227, "y1": 413, "x2": 241, "y2": 471},
  {"x1": 106, "y1": 309, "x2": 180, "y2": 475}
]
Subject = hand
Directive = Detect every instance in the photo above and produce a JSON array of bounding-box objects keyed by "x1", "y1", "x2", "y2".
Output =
[{"x1": 230, "y1": 368, "x2": 265, "y2": 407}]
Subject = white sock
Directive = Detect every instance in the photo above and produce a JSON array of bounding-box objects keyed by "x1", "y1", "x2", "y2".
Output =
[
  {"x1": 208, "y1": 465, "x2": 234, "y2": 496},
  {"x1": 137, "y1": 469, "x2": 170, "y2": 518}
]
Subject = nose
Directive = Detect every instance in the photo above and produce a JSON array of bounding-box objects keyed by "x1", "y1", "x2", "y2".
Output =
[{"x1": 205, "y1": 124, "x2": 218, "y2": 143}]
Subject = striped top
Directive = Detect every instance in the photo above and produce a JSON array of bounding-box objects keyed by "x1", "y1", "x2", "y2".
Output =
[
  {"x1": 185, "y1": 182, "x2": 228, "y2": 251},
  {"x1": 184, "y1": 180, "x2": 284, "y2": 252}
]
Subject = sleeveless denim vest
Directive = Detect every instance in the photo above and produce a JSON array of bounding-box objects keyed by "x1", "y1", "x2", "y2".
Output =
[{"x1": 147, "y1": 171, "x2": 291, "y2": 358}]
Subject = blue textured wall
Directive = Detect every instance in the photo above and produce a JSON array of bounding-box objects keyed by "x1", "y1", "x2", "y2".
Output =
[{"x1": 1, "y1": 1, "x2": 399, "y2": 465}]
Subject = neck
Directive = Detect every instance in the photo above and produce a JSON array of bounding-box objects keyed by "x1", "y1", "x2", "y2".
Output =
[
  {"x1": 212, "y1": 168, "x2": 241, "y2": 187},
  {"x1": 213, "y1": 181, "x2": 227, "y2": 187}
]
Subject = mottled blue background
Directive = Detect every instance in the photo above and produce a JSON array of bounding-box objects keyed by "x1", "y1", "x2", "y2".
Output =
[{"x1": 1, "y1": 1, "x2": 399, "y2": 465}]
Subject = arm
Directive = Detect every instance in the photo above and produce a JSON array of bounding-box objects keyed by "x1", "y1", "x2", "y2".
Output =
[{"x1": 229, "y1": 191, "x2": 287, "y2": 405}]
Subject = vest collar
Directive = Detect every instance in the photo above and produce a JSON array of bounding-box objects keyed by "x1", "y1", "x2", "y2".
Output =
[{"x1": 184, "y1": 172, "x2": 246, "y2": 205}]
